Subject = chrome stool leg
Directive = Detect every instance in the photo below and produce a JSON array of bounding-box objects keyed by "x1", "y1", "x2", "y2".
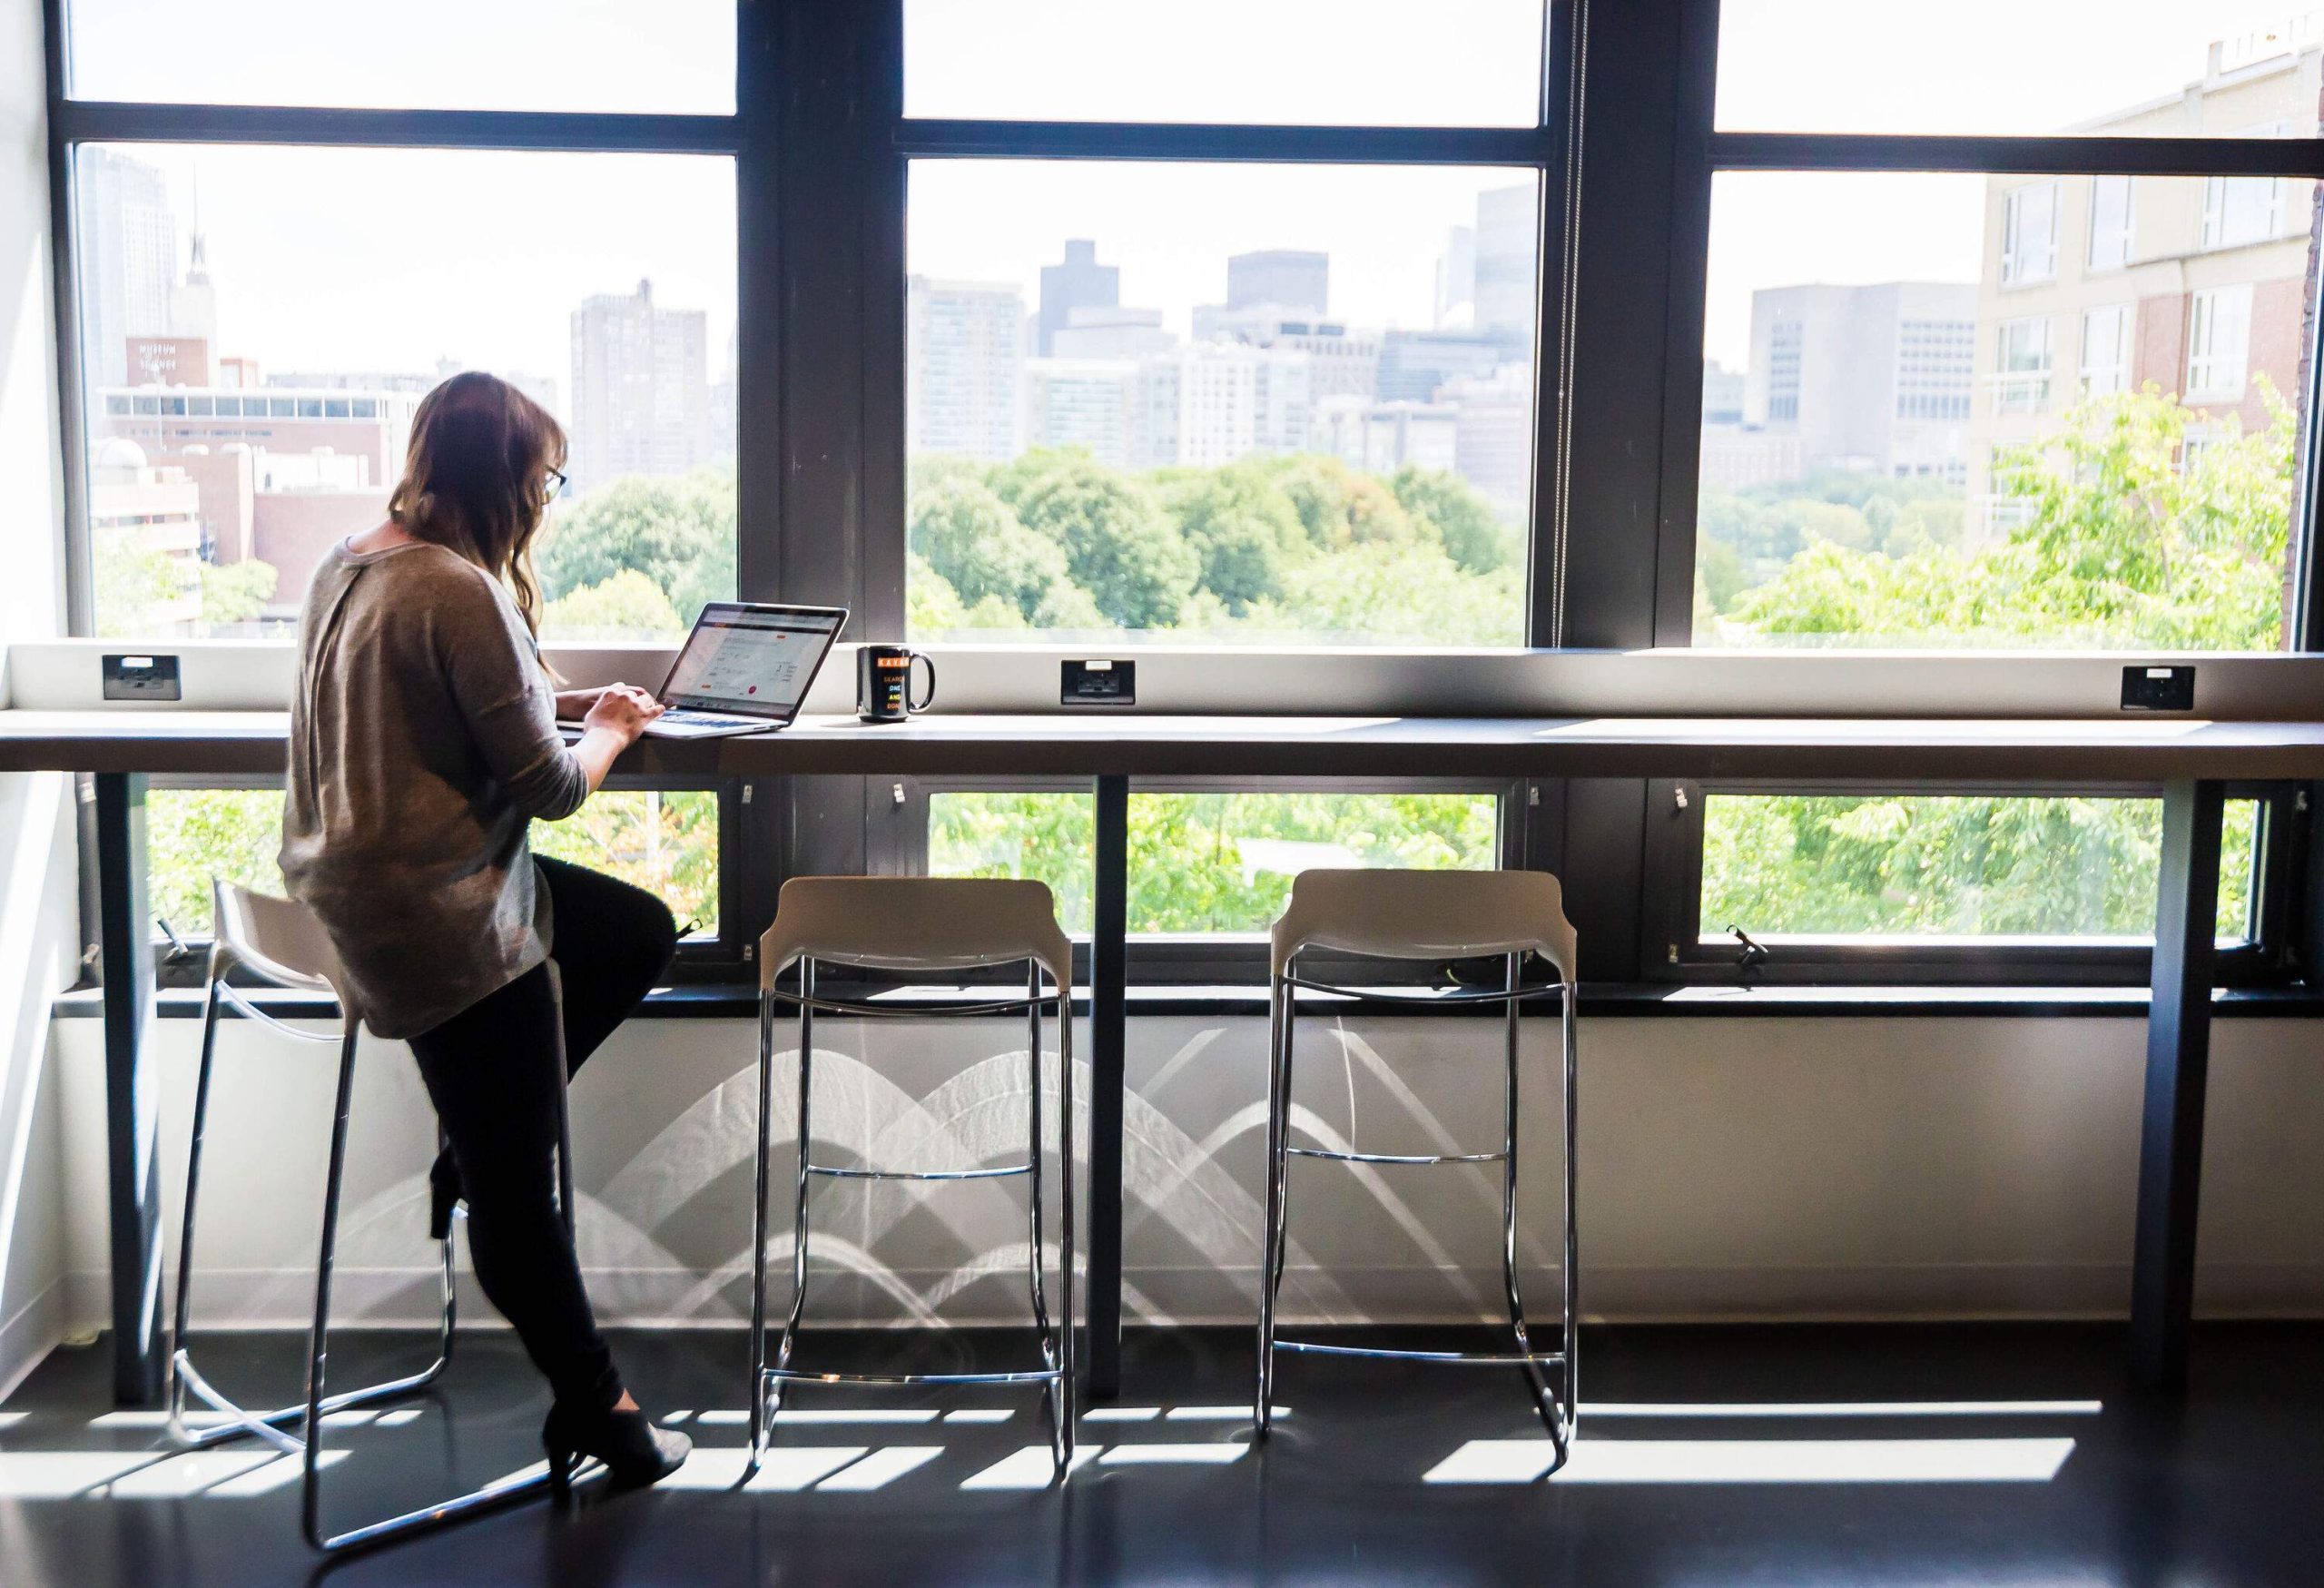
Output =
[
  {"x1": 1255, "y1": 968, "x2": 1295, "y2": 1438},
  {"x1": 1253, "y1": 949, "x2": 1577, "y2": 1474},
  {"x1": 300, "y1": 963, "x2": 580, "y2": 1553},
  {"x1": 769, "y1": 959, "x2": 818, "y2": 1423},
  {"x1": 1499, "y1": 952, "x2": 1571, "y2": 1469},
  {"x1": 749, "y1": 956, "x2": 1077, "y2": 1477},
  {"x1": 170, "y1": 952, "x2": 454, "y2": 1455}
]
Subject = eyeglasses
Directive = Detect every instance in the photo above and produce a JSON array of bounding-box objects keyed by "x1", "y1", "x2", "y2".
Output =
[{"x1": 542, "y1": 467, "x2": 567, "y2": 507}]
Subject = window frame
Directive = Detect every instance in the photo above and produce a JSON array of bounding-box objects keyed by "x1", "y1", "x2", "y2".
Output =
[
  {"x1": 1637, "y1": 777, "x2": 2306, "y2": 990},
  {"x1": 1624, "y1": 0, "x2": 2324, "y2": 990},
  {"x1": 2186, "y1": 282, "x2": 2254, "y2": 402},
  {"x1": 42, "y1": 1, "x2": 2324, "y2": 996},
  {"x1": 41, "y1": 0, "x2": 763, "y2": 974}
]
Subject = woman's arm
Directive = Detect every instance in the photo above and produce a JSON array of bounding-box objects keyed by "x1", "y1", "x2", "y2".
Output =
[
  {"x1": 554, "y1": 686, "x2": 608, "y2": 717},
  {"x1": 567, "y1": 686, "x2": 664, "y2": 794}
]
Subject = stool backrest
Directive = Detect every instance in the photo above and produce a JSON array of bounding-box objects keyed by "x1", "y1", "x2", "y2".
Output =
[
  {"x1": 1269, "y1": 868, "x2": 1578, "y2": 982},
  {"x1": 212, "y1": 879, "x2": 357, "y2": 1010},
  {"x1": 760, "y1": 877, "x2": 1073, "y2": 990}
]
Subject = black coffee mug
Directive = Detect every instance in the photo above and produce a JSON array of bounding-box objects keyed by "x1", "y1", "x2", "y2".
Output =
[{"x1": 857, "y1": 645, "x2": 935, "y2": 722}]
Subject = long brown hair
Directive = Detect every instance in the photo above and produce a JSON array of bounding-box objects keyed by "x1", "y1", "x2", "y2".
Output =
[{"x1": 387, "y1": 371, "x2": 566, "y2": 636}]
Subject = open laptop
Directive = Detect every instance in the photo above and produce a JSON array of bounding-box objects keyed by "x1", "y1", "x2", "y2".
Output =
[{"x1": 560, "y1": 602, "x2": 848, "y2": 740}]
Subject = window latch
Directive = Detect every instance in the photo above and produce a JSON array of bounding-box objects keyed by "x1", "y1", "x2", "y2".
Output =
[{"x1": 1727, "y1": 923, "x2": 1768, "y2": 986}]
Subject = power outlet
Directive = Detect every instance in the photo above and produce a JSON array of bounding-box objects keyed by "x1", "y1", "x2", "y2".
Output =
[
  {"x1": 2121, "y1": 665, "x2": 2194, "y2": 713},
  {"x1": 103, "y1": 653, "x2": 182, "y2": 702},
  {"x1": 1061, "y1": 657, "x2": 1135, "y2": 706}
]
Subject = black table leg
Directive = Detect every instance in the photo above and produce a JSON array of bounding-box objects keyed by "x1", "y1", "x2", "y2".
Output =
[
  {"x1": 1085, "y1": 774, "x2": 1128, "y2": 1399},
  {"x1": 2131, "y1": 777, "x2": 2224, "y2": 1395},
  {"x1": 94, "y1": 772, "x2": 164, "y2": 1404}
]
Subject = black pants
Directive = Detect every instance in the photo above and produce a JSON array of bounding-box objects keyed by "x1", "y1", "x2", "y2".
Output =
[{"x1": 407, "y1": 856, "x2": 678, "y2": 1408}]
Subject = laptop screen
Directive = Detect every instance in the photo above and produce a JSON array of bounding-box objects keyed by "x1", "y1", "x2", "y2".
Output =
[{"x1": 660, "y1": 604, "x2": 845, "y2": 717}]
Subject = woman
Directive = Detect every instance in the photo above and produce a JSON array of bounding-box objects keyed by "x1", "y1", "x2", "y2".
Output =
[{"x1": 281, "y1": 371, "x2": 689, "y2": 1491}]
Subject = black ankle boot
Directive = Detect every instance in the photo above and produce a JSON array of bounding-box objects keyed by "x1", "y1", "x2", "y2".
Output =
[
  {"x1": 427, "y1": 1147, "x2": 463, "y2": 1242},
  {"x1": 542, "y1": 1398, "x2": 690, "y2": 1497}
]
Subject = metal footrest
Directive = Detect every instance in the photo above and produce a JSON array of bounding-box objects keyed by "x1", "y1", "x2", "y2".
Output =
[
  {"x1": 172, "y1": 1349, "x2": 444, "y2": 1455},
  {"x1": 806, "y1": 1162, "x2": 1032, "y2": 1181},
  {"x1": 1273, "y1": 1338, "x2": 1569, "y2": 1367},
  {"x1": 762, "y1": 1363, "x2": 1064, "y2": 1389},
  {"x1": 1285, "y1": 1147, "x2": 1507, "y2": 1166}
]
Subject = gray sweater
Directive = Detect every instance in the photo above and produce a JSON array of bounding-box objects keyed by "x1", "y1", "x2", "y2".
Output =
[{"x1": 280, "y1": 539, "x2": 588, "y2": 1038}]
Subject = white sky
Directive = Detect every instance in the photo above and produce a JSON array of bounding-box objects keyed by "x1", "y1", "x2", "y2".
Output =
[{"x1": 71, "y1": 0, "x2": 2306, "y2": 385}]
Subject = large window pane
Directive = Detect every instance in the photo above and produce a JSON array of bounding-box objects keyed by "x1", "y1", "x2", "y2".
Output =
[
  {"x1": 907, "y1": 162, "x2": 1537, "y2": 646},
  {"x1": 1695, "y1": 171, "x2": 2309, "y2": 649},
  {"x1": 147, "y1": 788, "x2": 719, "y2": 942},
  {"x1": 1702, "y1": 794, "x2": 2260, "y2": 943},
  {"x1": 904, "y1": 0, "x2": 1542, "y2": 127},
  {"x1": 76, "y1": 145, "x2": 736, "y2": 640},
  {"x1": 1718, "y1": 4, "x2": 2322, "y2": 137},
  {"x1": 66, "y1": 0, "x2": 734, "y2": 113},
  {"x1": 930, "y1": 791, "x2": 1501, "y2": 937}
]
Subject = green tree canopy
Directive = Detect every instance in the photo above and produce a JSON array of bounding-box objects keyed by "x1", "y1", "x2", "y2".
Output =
[
  {"x1": 1726, "y1": 386, "x2": 2291, "y2": 649},
  {"x1": 1156, "y1": 462, "x2": 1307, "y2": 614},
  {"x1": 992, "y1": 449, "x2": 1197, "y2": 629},
  {"x1": 910, "y1": 473, "x2": 1078, "y2": 623},
  {"x1": 535, "y1": 467, "x2": 736, "y2": 630},
  {"x1": 1392, "y1": 466, "x2": 1515, "y2": 574},
  {"x1": 545, "y1": 568, "x2": 685, "y2": 637}
]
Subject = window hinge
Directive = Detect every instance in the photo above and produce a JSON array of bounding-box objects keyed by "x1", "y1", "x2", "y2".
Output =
[
  {"x1": 1673, "y1": 786, "x2": 1690, "y2": 812},
  {"x1": 893, "y1": 782, "x2": 907, "y2": 807},
  {"x1": 742, "y1": 943, "x2": 754, "y2": 962},
  {"x1": 1526, "y1": 784, "x2": 1541, "y2": 807},
  {"x1": 2299, "y1": 789, "x2": 2310, "y2": 813},
  {"x1": 1667, "y1": 942, "x2": 1679, "y2": 964},
  {"x1": 742, "y1": 783, "x2": 753, "y2": 804}
]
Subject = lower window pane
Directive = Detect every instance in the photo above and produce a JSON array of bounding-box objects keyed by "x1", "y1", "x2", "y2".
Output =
[
  {"x1": 531, "y1": 791, "x2": 721, "y2": 937},
  {"x1": 147, "y1": 788, "x2": 718, "y2": 942},
  {"x1": 150, "y1": 789, "x2": 288, "y2": 940},
  {"x1": 1701, "y1": 793, "x2": 2260, "y2": 943},
  {"x1": 928, "y1": 790, "x2": 1500, "y2": 936}
]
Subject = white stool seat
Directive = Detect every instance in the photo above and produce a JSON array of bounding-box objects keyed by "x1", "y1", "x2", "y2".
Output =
[
  {"x1": 760, "y1": 875, "x2": 1073, "y2": 985},
  {"x1": 1268, "y1": 867, "x2": 1577, "y2": 982}
]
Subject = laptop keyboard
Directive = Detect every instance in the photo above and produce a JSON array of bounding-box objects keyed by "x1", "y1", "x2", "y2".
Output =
[{"x1": 660, "y1": 709, "x2": 763, "y2": 728}]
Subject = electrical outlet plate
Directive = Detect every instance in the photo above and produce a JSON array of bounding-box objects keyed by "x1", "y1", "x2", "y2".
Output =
[
  {"x1": 102, "y1": 653, "x2": 182, "y2": 702},
  {"x1": 2121, "y1": 664, "x2": 2194, "y2": 713},
  {"x1": 1061, "y1": 657, "x2": 1135, "y2": 706}
]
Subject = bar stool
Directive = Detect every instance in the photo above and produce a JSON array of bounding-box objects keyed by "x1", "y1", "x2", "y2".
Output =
[
  {"x1": 1254, "y1": 868, "x2": 1579, "y2": 1473},
  {"x1": 748, "y1": 877, "x2": 1076, "y2": 1477},
  {"x1": 172, "y1": 881, "x2": 580, "y2": 1553}
]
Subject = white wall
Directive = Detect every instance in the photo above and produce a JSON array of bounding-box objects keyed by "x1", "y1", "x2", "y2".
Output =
[
  {"x1": 44, "y1": 1011, "x2": 2324, "y2": 1336},
  {"x1": 0, "y1": 0, "x2": 80, "y2": 1398}
]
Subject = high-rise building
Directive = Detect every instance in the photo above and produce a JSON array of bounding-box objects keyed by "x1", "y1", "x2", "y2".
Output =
[
  {"x1": 1377, "y1": 329, "x2": 1506, "y2": 404},
  {"x1": 1436, "y1": 224, "x2": 1476, "y2": 328},
  {"x1": 1965, "y1": 25, "x2": 2320, "y2": 534},
  {"x1": 79, "y1": 148, "x2": 178, "y2": 388},
  {"x1": 567, "y1": 279, "x2": 714, "y2": 491},
  {"x1": 1311, "y1": 395, "x2": 1458, "y2": 476},
  {"x1": 1701, "y1": 360, "x2": 1747, "y2": 425},
  {"x1": 1443, "y1": 362, "x2": 1534, "y2": 525},
  {"x1": 908, "y1": 276, "x2": 1025, "y2": 462},
  {"x1": 1188, "y1": 308, "x2": 1378, "y2": 403},
  {"x1": 1472, "y1": 183, "x2": 1537, "y2": 352},
  {"x1": 1025, "y1": 358, "x2": 1141, "y2": 468},
  {"x1": 170, "y1": 231, "x2": 218, "y2": 350},
  {"x1": 1052, "y1": 305, "x2": 1173, "y2": 360},
  {"x1": 1743, "y1": 282, "x2": 1976, "y2": 482},
  {"x1": 1226, "y1": 250, "x2": 1328, "y2": 314},
  {"x1": 1136, "y1": 341, "x2": 1313, "y2": 468},
  {"x1": 1037, "y1": 240, "x2": 1119, "y2": 357}
]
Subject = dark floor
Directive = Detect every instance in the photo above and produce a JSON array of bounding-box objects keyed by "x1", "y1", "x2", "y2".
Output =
[{"x1": 2, "y1": 1321, "x2": 2319, "y2": 1587}]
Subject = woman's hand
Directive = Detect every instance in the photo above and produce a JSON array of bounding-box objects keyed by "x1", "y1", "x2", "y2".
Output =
[{"x1": 582, "y1": 684, "x2": 665, "y2": 746}]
